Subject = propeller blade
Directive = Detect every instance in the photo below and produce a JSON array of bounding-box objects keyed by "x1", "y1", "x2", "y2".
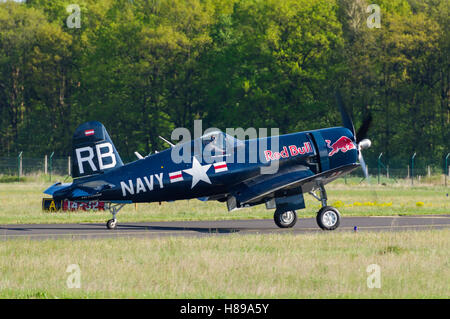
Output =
[
  {"x1": 335, "y1": 91, "x2": 372, "y2": 181},
  {"x1": 358, "y1": 149, "x2": 369, "y2": 179},
  {"x1": 356, "y1": 113, "x2": 373, "y2": 143},
  {"x1": 335, "y1": 90, "x2": 355, "y2": 138}
]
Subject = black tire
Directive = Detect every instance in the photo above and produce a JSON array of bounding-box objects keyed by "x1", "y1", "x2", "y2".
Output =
[
  {"x1": 316, "y1": 206, "x2": 340, "y2": 230},
  {"x1": 274, "y1": 210, "x2": 297, "y2": 228},
  {"x1": 106, "y1": 219, "x2": 117, "y2": 230}
]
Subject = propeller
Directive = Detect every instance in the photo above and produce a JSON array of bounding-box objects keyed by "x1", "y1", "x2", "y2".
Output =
[
  {"x1": 356, "y1": 113, "x2": 372, "y2": 142},
  {"x1": 335, "y1": 91, "x2": 372, "y2": 179}
]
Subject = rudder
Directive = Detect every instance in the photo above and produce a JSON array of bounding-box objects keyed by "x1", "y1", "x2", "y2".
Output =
[{"x1": 72, "y1": 121, "x2": 123, "y2": 178}]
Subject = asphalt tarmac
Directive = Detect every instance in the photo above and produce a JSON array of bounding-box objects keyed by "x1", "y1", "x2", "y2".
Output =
[{"x1": 0, "y1": 215, "x2": 449, "y2": 240}]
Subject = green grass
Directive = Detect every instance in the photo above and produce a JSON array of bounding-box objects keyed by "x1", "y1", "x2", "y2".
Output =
[
  {"x1": 1, "y1": 176, "x2": 448, "y2": 299},
  {"x1": 0, "y1": 230, "x2": 448, "y2": 298},
  {"x1": 0, "y1": 176, "x2": 448, "y2": 224},
  {"x1": 0, "y1": 175, "x2": 26, "y2": 183}
]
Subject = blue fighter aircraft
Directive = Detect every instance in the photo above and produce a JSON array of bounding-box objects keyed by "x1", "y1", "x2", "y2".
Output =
[{"x1": 44, "y1": 95, "x2": 372, "y2": 230}]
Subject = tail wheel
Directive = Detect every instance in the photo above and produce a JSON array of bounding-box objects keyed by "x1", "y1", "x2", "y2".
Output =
[
  {"x1": 106, "y1": 219, "x2": 117, "y2": 230},
  {"x1": 274, "y1": 210, "x2": 297, "y2": 228},
  {"x1": 316, "y1": 206, "x2": 341, "y2": 230}
]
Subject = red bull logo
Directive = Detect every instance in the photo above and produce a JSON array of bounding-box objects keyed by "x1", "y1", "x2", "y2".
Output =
[{"x1": 325, "y1": 136, "x2": 356, "y2": 157}]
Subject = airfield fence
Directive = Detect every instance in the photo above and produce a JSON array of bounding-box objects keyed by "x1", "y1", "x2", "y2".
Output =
[
  {"x1": 0, "y1": 156, "x2": 70, "y2": 178},
  {"x1": 0, "y1": 155, "x2": 449, "y2": 186}
]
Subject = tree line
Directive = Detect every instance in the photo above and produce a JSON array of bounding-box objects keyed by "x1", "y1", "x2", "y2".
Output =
[{"x1": 0, "y1": 0, "x2": 448, "y2": 169}]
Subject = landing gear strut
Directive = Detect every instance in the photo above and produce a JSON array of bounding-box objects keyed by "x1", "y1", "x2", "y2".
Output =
[
  {"x1": 309, "y1": 183, "x2": 341, "y2": 230},
  {"x1": 106, "y1": 203, "x2": 126, "y2": 229}
]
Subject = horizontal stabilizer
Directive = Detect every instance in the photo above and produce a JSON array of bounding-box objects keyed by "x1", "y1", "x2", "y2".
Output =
[
  {"x1": 44, "y1": 180, "x2": 115, "y2": 201},
  {"x1": 44, "y1": 182, "x2": 72, "y2": 196}
]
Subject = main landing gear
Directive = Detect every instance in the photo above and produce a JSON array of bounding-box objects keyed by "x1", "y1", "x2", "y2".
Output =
[
  {"x1": 309, "y1": 183, "x2": 341, "y2": 230},
  {"x1": 274, "y1": 209, "x2": 298, "y2": 228},
  {"x1": 272, "y1": 183, "x2": 341, "y2": 230},
  {"x1": 106, "y1": 203, "x2": 126, "y2": 229}
]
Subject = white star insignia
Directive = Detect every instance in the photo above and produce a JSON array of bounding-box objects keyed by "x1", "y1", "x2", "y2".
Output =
[{"x1": 183, "y1": 157, "x2": 212, "y2": 188}]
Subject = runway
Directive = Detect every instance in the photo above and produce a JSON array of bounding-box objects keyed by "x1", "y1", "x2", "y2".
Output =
[{"x1": 0, "y1": 215, "x2": 449, "y2": 240}]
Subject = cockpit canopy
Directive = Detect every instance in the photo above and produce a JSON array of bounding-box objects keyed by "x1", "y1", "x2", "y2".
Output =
[
  {"x1": 170, "y1": 130, "x2": 244, "y2": 162},
  {"x1": 199, "y1": 130, "x2": 244, "y2": 156}
]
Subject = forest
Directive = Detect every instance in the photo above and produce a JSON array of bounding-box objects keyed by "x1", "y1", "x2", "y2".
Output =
[{"x1": 0, "y1": 0, "x2": 448, "y2": 169}]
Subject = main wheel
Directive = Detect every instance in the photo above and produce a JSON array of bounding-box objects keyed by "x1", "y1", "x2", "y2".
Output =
[
  {"x1": 316, "y1": 206, "x2": 340, "y2": 230},
  {"x1": 106, "y1": 219, "x2": 117, "y2": 230},
  {"x1": 274, "y1": 210, "x2": 297, "y2": 228}
]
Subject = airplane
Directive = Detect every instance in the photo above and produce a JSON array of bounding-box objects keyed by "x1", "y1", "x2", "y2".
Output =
[{"x1": 44, "y1": 93, "x2": 372, "y2": 230}]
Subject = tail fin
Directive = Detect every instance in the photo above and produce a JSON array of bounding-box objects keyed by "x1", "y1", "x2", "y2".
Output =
[{"x1": 72, "y1": 121, "x2": 124, "y2": 179}]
